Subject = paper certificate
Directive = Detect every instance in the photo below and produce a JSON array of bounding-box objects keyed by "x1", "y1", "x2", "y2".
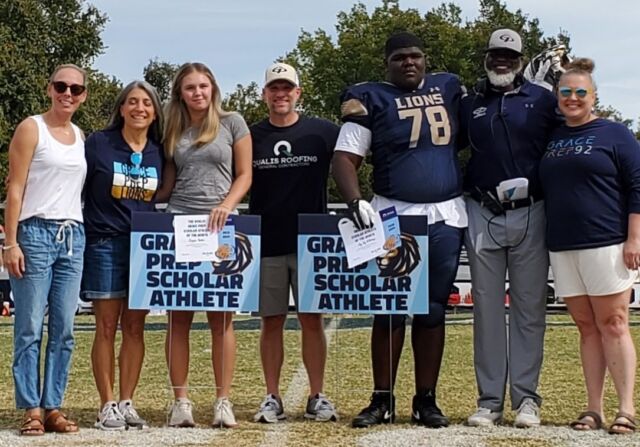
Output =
[
  {"x1": 338, "y1": 213, "x2": 386, "y2": 268},
  {"x1": 173, "y1": 215, "x2": 219, "y2": 262}
]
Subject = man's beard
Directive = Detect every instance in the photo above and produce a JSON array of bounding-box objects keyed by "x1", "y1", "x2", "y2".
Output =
[
  {"x1": 484, "y1": 57, "x2": 522, "y2": 88},
  {"x1": 486, "y1": 70, "x2": 517, "y2": 88}
]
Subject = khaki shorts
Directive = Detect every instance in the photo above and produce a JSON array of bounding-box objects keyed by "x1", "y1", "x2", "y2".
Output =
[
  {"x1": 550, "y1": 243, "x2": 639, "y2": 297},
  {"x1": 258, "y1": 254, "x2": 299, "y2": 317}
]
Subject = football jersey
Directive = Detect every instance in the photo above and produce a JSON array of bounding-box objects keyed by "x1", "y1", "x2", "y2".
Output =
[{"x1": 340, "y1": 73, "x2": 464, "y2": 203}]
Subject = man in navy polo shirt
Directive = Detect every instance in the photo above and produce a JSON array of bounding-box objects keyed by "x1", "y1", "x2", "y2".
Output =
[{"x1": 461, "y1": 29, "x2": 560, "y2": 428}]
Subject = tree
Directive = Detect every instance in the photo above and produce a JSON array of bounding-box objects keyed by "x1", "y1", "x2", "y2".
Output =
[
  {"x1": 595, "y1": 104, "x2": 633, "y2": 128},
  {"x1": 143, "y1": 58, "x2": 180, "y2": 104},
  {"x1": 222, "y1": 82, "x2": 268, "y2": 126},
  {"x1": 0, "y1": 0, "x2": 108, "y2": 150},
  {"x1": 74, "y1": 70, "x2": 122, "y2": 135}
]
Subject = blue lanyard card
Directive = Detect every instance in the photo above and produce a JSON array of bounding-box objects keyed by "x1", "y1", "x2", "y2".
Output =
[
  {"x1": 379, "y1": 206, "x2": 401, "y2": 251},
  {"x1": 217, "y1": 220, "x2": 236, "y2": 261}
]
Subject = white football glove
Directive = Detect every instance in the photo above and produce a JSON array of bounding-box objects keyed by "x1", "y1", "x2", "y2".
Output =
[
  {"x1": 347, "y1": 198, "x2": 376, "y2": 230},
  {"x1": 524, "y1": 45, "x2": 572, "y2": 91}
]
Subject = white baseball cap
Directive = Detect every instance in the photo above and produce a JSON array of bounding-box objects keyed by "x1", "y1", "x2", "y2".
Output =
[
  {"x1": 264, "y1": 62, "x2": 299, "y2": 87},
  {"x1": 487, "y1": 29, "x2": 523, "y2": 55}
]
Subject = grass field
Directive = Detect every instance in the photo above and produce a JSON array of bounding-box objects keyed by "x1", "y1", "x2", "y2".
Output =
[{"x1": 0, "y1": 312, "x2": 639, "y2": 446}]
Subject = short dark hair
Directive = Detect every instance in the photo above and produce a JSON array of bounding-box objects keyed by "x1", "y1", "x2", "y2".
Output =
[{"x1": 385, "y1": 32, "x2": 424, "y2": 59}]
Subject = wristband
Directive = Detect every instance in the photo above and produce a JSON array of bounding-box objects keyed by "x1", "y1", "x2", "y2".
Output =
[{"x1": 2, "y1": 244, "x2": 19, "y2": 251}]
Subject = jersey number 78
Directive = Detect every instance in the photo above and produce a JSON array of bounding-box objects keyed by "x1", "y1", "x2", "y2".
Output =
[{"x1": 398, "y1": 105, "x2": 451, "y2": 148}]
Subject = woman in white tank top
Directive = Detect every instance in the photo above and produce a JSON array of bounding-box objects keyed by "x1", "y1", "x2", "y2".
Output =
[{"x1": 4, "y1": 64, "x2": 87, "y2": 436}]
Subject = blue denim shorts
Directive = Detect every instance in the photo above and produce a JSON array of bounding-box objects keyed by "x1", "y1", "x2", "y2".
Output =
[{"x1": 81, "y1": 234, "x2": 130, "y2": 300}]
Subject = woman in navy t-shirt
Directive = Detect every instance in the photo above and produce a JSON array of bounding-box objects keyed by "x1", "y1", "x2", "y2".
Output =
[
  {"x1": 539, "y1": 58, "x2": 638, "y2": 434},
  {"x1": 82, "y1": 81, "x2": 164, "y2": 430}
]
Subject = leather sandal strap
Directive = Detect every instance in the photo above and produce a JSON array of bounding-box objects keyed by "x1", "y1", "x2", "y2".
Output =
[
  {"x1": 571, "y1": 411, "x2": 602, "y2": 430},
  {"x1": 612, "y1": 411, "x2": 637, "y2": 429}
]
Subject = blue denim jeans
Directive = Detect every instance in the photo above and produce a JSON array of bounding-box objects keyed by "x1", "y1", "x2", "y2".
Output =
[
  {"x1": 81, "y1": 234, "x2": 130, "y2": 300},
  {"x1": 11, "y1": 217, "x2": 85, "y2": 409}
]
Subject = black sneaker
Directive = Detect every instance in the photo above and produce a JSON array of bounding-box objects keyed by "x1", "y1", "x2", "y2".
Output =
[
  {"x1": 352, "y1": 392, "x2": 395, "y2": 428},
  {"x1": 411, "y1": 392, "x2": 449, "y2": 428}
]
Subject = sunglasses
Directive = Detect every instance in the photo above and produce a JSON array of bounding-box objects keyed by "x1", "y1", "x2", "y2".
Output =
[
  {"x1": 51, "y1": 81, "x2": 86, "y2": 96},
  {"x1": 130, "y1": 152, "x2": 143, "y2": 178},
  {"x1": 558, "y1": 87, "x2": 591, "y2": 98}
]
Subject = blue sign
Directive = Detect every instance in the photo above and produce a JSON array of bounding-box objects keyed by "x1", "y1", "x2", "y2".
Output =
[
  {"x1": 129, "y1": 212, "x2": 261, "y2": 311},
  {"x1": 297, "y1": 214, "x2": 429, "y2": 314}
]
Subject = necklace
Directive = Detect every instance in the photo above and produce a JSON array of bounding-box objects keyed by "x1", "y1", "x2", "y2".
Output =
[
  {"x1": 48, "y1": 125, "x2": 72, "y2": 136},
  {"x1": 57, "y1": 127, "x2": 72, "y2": 136}
]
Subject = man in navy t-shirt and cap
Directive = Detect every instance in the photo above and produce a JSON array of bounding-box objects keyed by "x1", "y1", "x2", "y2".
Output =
[
  {"x1": 460, "y1": 28, "x2": 561, "y2": 428},
  {"x1": 250, "y1": 62, "x2": 340, "y2": 424}
]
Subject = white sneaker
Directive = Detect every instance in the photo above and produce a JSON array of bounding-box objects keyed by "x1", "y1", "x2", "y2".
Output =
[
  {"x1": 168, "y1": 398, "x2": 196, "y2": 428},
  {"x1": 95, "y1": 401, "x2": 127, "y2": 431},
  {"x1": 304, "y1": 393, "x2": 338, "y2": 422},
  {"x1": 514, "y1": 398, "x2": 541, "y2": 428},
  {"x1": 212, "y1": 397, "x2": 238, "y2": 428},
  {"x1": 467, "y1": 407, "x2": 503, "y2": 427},
  {"x1": 119, "y1": 400, "x2": 148, "y2": 429},
  {"x1": 254, "y1": 394, "x2": 286, "y2": 423}
]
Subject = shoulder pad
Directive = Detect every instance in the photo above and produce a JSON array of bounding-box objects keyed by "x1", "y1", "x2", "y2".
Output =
[{"x1": 341, "y1": 98, "x2": 368, "y2": 118}]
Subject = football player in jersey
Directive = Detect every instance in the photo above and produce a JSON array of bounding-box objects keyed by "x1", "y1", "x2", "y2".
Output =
[{"x1": 332, "y1": 31, "x2": 467, "y2": 428}]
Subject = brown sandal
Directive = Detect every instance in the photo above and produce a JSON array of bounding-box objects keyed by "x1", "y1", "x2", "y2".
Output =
[
  {"x1": 44, "y1": 409, "x2": 79, "y2": 434},
  {"x1": 609, "y1": 411, "x2": 637, "y2": 435},
  {"x1": 570, "y1": 411, "x2": 603, "y2": 431},
  {"x1": 20, "y1": 414, "x2": 44, "y2": 436}
]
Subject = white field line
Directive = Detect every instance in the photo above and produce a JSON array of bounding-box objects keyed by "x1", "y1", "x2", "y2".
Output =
[{"x1": 258, "y1": 317, "x2": 340, "y2": 447}]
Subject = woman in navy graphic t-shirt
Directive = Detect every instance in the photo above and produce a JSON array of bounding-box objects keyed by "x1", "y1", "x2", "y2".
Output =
[
  {"x1": 539, "y1": 58, "x2": 638, "y2": 434},
  {"x1": 82, "y1": 81, "x2": 165, "y2": 431}
]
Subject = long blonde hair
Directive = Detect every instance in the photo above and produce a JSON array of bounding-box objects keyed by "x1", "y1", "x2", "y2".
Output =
[{"x1": 163, "y1": 62, "x2": 229, "y2": 158}]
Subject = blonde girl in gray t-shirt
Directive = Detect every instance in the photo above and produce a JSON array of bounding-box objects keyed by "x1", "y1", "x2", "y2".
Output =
[{"x1": 160, "y1": 62, "x2": 252, "y2": 428}]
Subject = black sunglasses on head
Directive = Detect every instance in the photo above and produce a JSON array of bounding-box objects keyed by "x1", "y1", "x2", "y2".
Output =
[{"x1": 51, "y1": 81, "x2": 86, "y2": 96}]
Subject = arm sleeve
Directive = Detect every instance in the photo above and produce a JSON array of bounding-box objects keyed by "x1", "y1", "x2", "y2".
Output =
[
  {"x1": 616, "y1": 127, "x2": 640, "y2": 213},
  {"x1": 334, "y1": 122, "x2": 371, "y2": 157},
  {"x1": 82, "y1": 132, "x2": 97, "y2": 201},
  {"x1": 325, "y1": 122, "x2": 340, "y2": 157},
  {"x1": 84, "y1": 132, "x2": 97, "y2": 178},
  {"x1": 228, "y1": 113, "x2": 250, "y2": 142},
  {"x1": 457, "y1": 92, "x2": 470, "y2": 151}
]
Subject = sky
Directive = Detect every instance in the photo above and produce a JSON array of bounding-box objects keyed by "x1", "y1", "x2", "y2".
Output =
[{"x1": 90, "y1": 0, "x2": 640, "y2": 125}]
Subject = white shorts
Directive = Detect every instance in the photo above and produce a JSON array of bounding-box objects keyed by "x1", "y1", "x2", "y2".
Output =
[{"x1": 550, "y1": 243, "x2": 639, "y2": 297}]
